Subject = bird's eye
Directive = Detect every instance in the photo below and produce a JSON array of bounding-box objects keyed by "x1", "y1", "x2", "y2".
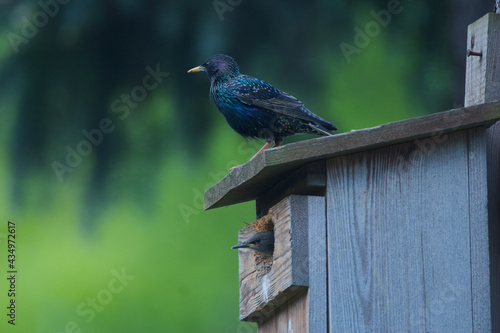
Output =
[{"x1": 255, "y1": 239, "x2": 261, "y2": 243}]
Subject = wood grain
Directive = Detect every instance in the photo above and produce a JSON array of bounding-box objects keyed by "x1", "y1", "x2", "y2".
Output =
[
  {"x1": 204, "y1": 101, "x2": 500, "y2": 210},
  {"x1": 258, "y1": 291, "x2": 308, "y2": 333},
  {"x1": 237, "y1": 196, "x2": 311, "y2": 322},
  {"x1": 326, "y1": 130, "x2": 484, "y2": 331},
  {"x1": 465, "y1": 13, "x2": 500, "y2": 106},
  {"x1": 254, "y1": 196, "x2": 326, "y2": 333},
  {"x1": 467, "y1": 128, "x2": 491, "y2": 332},
  {"x1": 306, "y1": 196, "x2": 327, "y2": 332},
  {"x1": 486, "y1": 121, "x2": 500, "y2": 333},
  {"x1": 256, "y1": 161, "x2": 326, "y2": 218},
  {"x1": 465, "y1": 13, "x2": 500, "y2": 332}
]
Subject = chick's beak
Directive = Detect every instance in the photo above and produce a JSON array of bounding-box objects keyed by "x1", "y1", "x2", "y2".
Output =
[
  {"x1": 232, "y1": 242, "x2": 255, "y2": 249},
  {"x1": 187, "y1": 65, "x2": 205, "y2": 73},
  {"x1": 231, "y1": 242, "x2": 249, "y2": 250}
]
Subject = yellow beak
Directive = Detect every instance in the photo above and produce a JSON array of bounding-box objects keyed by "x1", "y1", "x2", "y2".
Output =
[{"x1": 187, "y1": 65, "x2": 205, "y2": 73}]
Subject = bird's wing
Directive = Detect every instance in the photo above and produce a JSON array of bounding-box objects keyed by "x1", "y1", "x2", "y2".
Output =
[{"x1": 230, "y1": 76, "x2": 333, "y2": 127}]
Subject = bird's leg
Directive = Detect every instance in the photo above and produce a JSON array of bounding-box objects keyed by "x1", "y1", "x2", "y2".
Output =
[
  {"x1": 229, "y1": 141, "x2": 273, "y2": 171},
  {"x1": 272, "y1": 138, "x2": 283, "y2": 148},
  {"x1": 250, "y1": 141, "x2": 272, "y2": 160}
]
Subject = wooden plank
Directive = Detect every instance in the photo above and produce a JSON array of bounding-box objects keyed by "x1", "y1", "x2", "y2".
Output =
[
  {"x1": 467, "y1": 128, "x2": 491, "y2": 331},
  {"x1": 255, "y1": 161, "x2": 326, "y2": 218},
  {"x1": 465, "y1": 13, "x2": 500, "y2": 106},
  {"x1": 204, "y1": 101, "x2": 500, "y2": 210},
  {"x1": 258, "y1": 291, "x2": 308, "y2": 333},
  {"x1": 465, "y1": 13, "x2": 500, "y2": 331},
  {"x1": 253, "y1": 196, "x2": 326, "y2": 332},
  {"x1": 486, "y1": 121, "x2": 500, "y2": 333},
  {"x1": 306, "y1": 196, "x2": 327, "y2": 332},
  {"x1": 237, "y1": 196, "x2": 310, "y2": 322},
  {"x1": 326, "y1": 131, "x2": 475, "y2": 332}
]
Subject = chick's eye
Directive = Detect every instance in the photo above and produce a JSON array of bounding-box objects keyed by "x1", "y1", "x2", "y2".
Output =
[{"x1": 255, "y1": 239, "x2": 261, "y2": 243}]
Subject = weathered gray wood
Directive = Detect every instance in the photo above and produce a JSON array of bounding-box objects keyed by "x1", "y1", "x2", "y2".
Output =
[
  {"x1": 465, "y1": 13, "x2": 500, "y2": 106},
  {"x1": 256, "y1": 161, "x2": 326, "y2": 218},
  {"x1": 467, "y1": 128, "x2": 491, "y2": 332},
  {"x1": 236, "y1": 195, "x2": 326, "y2": 331},
  {"x1": 204, "y1": 101, "x2": 500, "y2": 210},
  {"x1": 486, "y1": 121, "x2": 500, "y2": 333},
  {"x1": 465, "y1": 13, "x2": 500, "y2": 332},
  {"x1": 253, "y1": 195, "x2": 326, "y2": 332},
  {"x1": 258, "y1": 291, "x2": 308, "y2": 333},
  {"x1": 237, "y1": 196, "x2": 310, "y2": 322},
  {"x1": 326, "y1": 130, "x2": 482, "y2": 331},
  {"x1": 306, "y1": 196, "x2": 327, "y2": 332}
]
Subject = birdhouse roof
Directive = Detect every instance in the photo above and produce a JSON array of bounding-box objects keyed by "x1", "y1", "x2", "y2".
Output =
[{"x1": 204, "y1": 101, "x2": 500, "y2": 210}]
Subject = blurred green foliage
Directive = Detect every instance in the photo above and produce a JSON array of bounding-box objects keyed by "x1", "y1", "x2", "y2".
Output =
[{"x1": 0, "y1": 0, "x2": 492, "y2": 332}]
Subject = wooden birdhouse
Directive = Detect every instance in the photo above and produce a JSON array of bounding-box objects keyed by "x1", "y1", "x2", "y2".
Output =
[{"x1": 204, "y1": 13, "x2": 500, "y2": 332}]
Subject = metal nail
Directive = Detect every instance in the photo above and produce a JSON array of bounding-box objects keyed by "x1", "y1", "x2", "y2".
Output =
[{"x1": 467, "y1": 49, "x2": 482, "y2": 57}]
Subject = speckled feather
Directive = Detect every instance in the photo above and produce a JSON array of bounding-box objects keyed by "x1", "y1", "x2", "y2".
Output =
[{"x1": 191, "y1": 54, "x2": 337, "y2": 145}]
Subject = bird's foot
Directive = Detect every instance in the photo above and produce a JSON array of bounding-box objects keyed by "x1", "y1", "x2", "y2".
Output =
[{"x1": 229, "y1": 164, "x2": 243, "y2": 171}]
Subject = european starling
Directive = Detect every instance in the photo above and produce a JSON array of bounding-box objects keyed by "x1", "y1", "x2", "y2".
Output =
[
  {"x1": 188, "y1": 54, "x2": 337, "y2": 169},
  {"x1": 232, "y1": 231, "x2": 274, "y2": 256}
]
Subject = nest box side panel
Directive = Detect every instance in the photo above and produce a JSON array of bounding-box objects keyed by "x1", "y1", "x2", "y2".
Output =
[
  {"x1": 326, "y1": 130, "x2": 488, "y2": 331},
  {"x1": 236, "y1": 195, "x2": 319, "y2": 322}
]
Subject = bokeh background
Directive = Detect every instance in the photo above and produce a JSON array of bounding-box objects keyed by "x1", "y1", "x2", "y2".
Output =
[{"x1": 0, "y1": 0, "x2": 493, "y2": 332}]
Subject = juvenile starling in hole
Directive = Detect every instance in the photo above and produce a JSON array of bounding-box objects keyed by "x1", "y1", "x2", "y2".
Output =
[
  {"x1": 188, "y1": 54, "x2": 337, "y2": 170},
  {"x1": 232, "y1": 231, "x2": 275, "y2": 256}
]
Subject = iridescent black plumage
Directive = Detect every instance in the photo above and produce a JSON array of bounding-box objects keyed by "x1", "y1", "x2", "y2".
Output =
[{"x1": 188, "y1": 54, "x2": 337, "y2": 166}]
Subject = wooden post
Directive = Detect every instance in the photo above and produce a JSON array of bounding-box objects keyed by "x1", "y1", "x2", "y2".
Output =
[
  {"x1": 465, "y1": 13, "x2": 500, "y2": 106},
  {"x1": 465, "y1": 12, "x2": 500, "y2": 332}
]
